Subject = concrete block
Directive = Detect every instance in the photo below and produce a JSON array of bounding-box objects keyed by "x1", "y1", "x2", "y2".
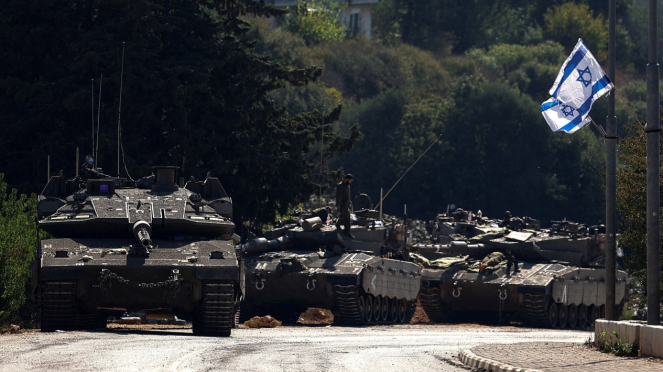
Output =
[
  {"x1": 640, "y1": 324, "x2": 663, "y2": 358},
  {"x1": 594, "y1": 319, "x2": 642, "y2": 348}
]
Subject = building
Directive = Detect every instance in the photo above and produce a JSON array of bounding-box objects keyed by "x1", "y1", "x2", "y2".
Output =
[{"x1": 264, "y1": 0, "x2": 380, "y2": 38}]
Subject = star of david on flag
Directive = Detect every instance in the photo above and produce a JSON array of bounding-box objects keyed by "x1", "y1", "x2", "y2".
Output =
[
  {"x1": 541, "y1": 97, "x2": 591, "y2": 133},
  {"x1": 541, "y1": 38, "x2": 613, "y2": 133}
]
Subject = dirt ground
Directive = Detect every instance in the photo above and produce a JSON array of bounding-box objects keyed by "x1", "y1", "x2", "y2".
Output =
[{"x1": 296, "y1": 300, "x2": 431, "y2": 325}]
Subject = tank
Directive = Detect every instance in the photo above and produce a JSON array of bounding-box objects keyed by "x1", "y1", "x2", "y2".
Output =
[
  {"x1": 411, "y1": 210, "x2": 629, "y2": 329},
  {"x1": 36, "y1": 162, "x2": 243, "y2": 336},
  {"x1": 239, "y1": 196, "x2": 421, "y2": 325}
]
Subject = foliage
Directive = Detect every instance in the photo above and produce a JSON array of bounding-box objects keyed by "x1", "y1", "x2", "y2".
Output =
[
  {"x1": 0, "y1": 174, "x2": 37, "y2": 323},
  {"x1": 284, "y1": 0, "x2": 348, "y2": 45},
  {"x1": 623, "y1": 0, "x2": 663, "y2": 73},
  {"x1": 0, "y1": 0, "x2": 360, "y2": 230},
  {"x1": 597, "y1": 331, "x2": 638, "y2": 357},
  {"x1": 617, "y1": 116, "x2": 663, "y2": 291},
  {"x1": 466, "y1": 41, "x2": 566, "y2": 101},
  {"x1": 543, "y1": 2, "x2": 608, "y2": 61},
  {"x1": 320, "y1": 38, "x2": 450, "y2": 102}
]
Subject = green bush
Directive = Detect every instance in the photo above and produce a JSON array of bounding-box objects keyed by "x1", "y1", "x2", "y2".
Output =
[
  {"x1": 597, "y1": 331, "x2": 638, "y2": 357},
  {"x1": 0, "y1": 174, "x2": 37, "y2": 324}
]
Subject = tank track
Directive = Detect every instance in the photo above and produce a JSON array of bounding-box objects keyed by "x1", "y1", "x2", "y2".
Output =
[
  {"x1": 193, "y1": 281, "x2": 235, "y2": 336},
  {"x1": 41, "y1": 282, "x2": 77, "y2": 332},
  {"x1": 524, "y1": 294, "x2": 551, "y2": 327},
  {"x1": 333, "y1": 284, "x2": 416, "y2": 325},
  {"x1": 417, "y1": 287, "x2": 453, "y2": 323},
  {"x1": 334, "y1": 285, "x2": 364, "y2": 325}
]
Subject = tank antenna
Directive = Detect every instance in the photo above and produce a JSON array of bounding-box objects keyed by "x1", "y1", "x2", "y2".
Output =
[
  {"x1": 116, "y1": 43, "x2": 134, "y2": 181},
  {"x1": 96, "y1": 74, "x2": 102, "y2": 170},
  {"x1": 319, "y1": 106, "x2": 324, "y2": 208},
  {"x1": 91, "y1": 79, "x2": 95, "y2": 166},
  {"x1": 47, "y1": 155, "x2": 50, "y2": 183},
  {"x1": 377, "y1": 132, "x2": 443, "y2": 212},
  {"x1": 75, "y1": 147, "x2": 79, "y2": 178},
  {"x1": 117, "y1": 42, "x2": 124, "y2": 177}
]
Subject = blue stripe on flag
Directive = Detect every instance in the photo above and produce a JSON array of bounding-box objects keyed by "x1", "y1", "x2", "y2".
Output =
[
  {"x1": 541, "y1": 99, "x2": 559, "y2": 112},
  {"x1": 551, "y1": 45, "x2": 588, "y2": 98},
  {"x1": 575, "y1": 75, "x2": 612, "y2": 117}
]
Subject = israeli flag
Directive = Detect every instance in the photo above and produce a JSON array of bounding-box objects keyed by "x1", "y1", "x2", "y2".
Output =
[
  {"x1": 541, "y1": 38, "x2": 613, "y2": 133},
  {"x1": 550, "y1": 39, "x2": 613, "y2": 107},
  {"x1": 541, "y1": 97, "x2": 591, "y2": 133}
]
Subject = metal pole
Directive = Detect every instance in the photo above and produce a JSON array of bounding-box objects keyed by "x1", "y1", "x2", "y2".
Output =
[
  {"x1": 605, "y1": 0, "x2": 617, "y2": 321},
  {"x1": 379, "y1": 188, "x2": 383, "y2": 221},
  {"x1": 647, "y1": 0, "x2": 661, "y2": 325},
  {"x1": 76, "y1": 147, "x2": 79, "y2": 178},
  {"x1": 320, "y1": 108, "x2": 324, "y2": 208},
  {"x1": 47, "y1": 155, "x2": 50, "y2": 183}
]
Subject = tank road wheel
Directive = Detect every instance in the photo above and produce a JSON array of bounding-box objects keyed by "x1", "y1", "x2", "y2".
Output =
[
  {"x1": 380, "y1": 296, "x2": 389, "y2": 321},
  {"x1": 357, "y1": 296, "x2": 366, "y2": 323},
  {"x1": 547, "y1": 302, "x2": 559, "y2": 328},
  {"x1": 558, "y1": 304, "x2": 568, "y2": 328},
  {"x1": 397, "y1": 299, "x2": 407, "y2": 323},
  {"x1": 568, "y1": 304, "x2": 578, "y2": 329},
  {"x1": 373, "y1": 296, "x2": 382, "y2": 322},
  {"x1": 41, "y1": 282, "x2": 77, "y2": 332},
  {"x1": 193, "y1": 281, "x2": 235, "y2": 337},
  {"x1": 390, "y1": 297, "x2": 398, "y2": 323},
  {"x1": 364, "y1": 295, "x2": 374, "y2": 323}
]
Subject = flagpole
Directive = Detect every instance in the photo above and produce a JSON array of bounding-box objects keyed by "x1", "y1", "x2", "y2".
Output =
[
  {"x1": 605, "y1": 0, "x2": 617, "y2": 321},
  {"x1": 646, "y1": 0, "x2": 661, "y2": 326}
]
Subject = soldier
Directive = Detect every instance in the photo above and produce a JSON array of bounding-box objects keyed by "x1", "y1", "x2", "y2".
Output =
[
  {"x1": 335, "y1": 174, "x2": 354, "y2": 238},
  {"x1": 505, "y1": 248, "x2": 519, "y2": 275}
]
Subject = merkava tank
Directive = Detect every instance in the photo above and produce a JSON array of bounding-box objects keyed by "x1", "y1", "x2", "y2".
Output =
[
  {"x1": 36, "y1": 162, "x2": 243, "y2": 336},
  {"x1": 239, "y1": 194, "x2": 421, "y2": 325},
  {"x1": 411, "y1": 210, "x2": 629, "y2": 329}
]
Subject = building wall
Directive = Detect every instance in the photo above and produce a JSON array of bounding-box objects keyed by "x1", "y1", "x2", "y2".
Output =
[{"x1": 264, "y1": 0, "x2": 379, "y2": 38}]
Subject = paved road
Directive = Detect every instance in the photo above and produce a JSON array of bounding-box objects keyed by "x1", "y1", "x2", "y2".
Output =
[{"x1": 0, "y1": 324, "x2": 590, "y2": 372}]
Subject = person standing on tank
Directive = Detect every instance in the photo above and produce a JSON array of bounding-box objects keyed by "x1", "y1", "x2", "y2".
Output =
[{"x1": 336, "y1": 174, "x2": 354, "y2": 238}]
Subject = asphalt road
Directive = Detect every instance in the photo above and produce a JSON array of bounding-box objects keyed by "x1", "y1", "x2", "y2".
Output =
[{"x1": 0, "y1": 324, "x2": 591, "y2": 372}]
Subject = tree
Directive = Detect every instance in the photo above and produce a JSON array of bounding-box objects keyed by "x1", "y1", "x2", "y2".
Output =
[
  {"x1": 284, "y1": 0, "x2": 348, "y2": 44},
  {"x1": 0, "y1": 0, "x2": 359, "y2": 230},
  {"x1": 543, "y1": 2, "x2": 608, "y2": 61},
  {"x1": 617, "y1": 119, "x2": 663, "y2": 293},
  {"x1": 0, "y1": 175, "x2": 37, "y2": 324}
]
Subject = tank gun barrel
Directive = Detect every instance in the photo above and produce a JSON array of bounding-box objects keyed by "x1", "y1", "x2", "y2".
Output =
[
  {"x1": 241, "y1": 236, "x2": 292, "y2": 254},
  {"x1": 412, "y1": 240, "x2": 541, "y2": 259},
  {"x1": 132, "y1": 220, "x2": 152, "y2": 248},
  {"x1": 411, "y1": 241, "x2": 487, "y2": 256}
]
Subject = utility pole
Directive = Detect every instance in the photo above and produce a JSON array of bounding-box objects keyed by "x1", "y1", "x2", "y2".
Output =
[{"x1": 647, "y1": 0, "x2": 661, "y2": 325}]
